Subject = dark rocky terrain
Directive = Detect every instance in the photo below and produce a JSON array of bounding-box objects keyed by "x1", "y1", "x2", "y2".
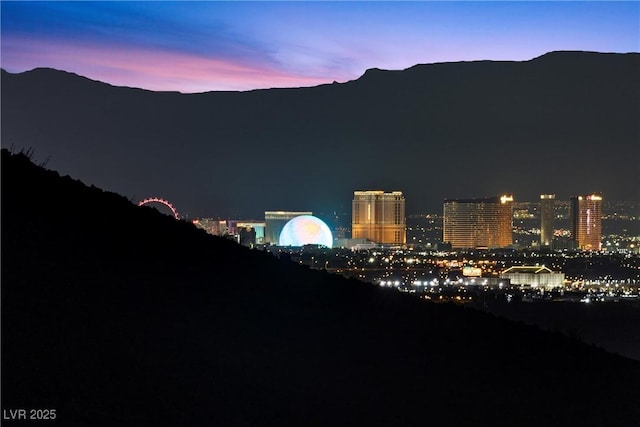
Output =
[{"x1": 2, "y1": 149, "x2": 640, "y2": 426}]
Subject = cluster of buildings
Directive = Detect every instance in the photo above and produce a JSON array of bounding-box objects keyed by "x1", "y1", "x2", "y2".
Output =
[
  {"x1": 186, "y1": 191, "x2": 640, "y2": 295},
  {"x1": 443, "y1": 193, "x2": 602, "y2": 251},
  {"x1": 192, "y1": 191, "x2": 603, "y2": 252}
]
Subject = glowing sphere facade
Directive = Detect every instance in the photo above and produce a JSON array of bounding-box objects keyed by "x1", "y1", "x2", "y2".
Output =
[{"x1": 278, "y1": 215, "x2": 333, "y2": 248}]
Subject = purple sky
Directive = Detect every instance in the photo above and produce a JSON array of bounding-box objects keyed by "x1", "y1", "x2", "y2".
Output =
[{"x1": 2, "y1": 1, "x2": 639, "y2": 92}]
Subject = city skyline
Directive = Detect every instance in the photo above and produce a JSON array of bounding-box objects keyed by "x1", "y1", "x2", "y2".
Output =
[
  {"x1": 2, "y1": 2, "x2": 638, "y2": 92},
  {"x1": 187, "y1": 191, "x2": 625, "y2": 251},
  {"x1": 150, "y1": 191, "x2": 613, "y2": 221}
]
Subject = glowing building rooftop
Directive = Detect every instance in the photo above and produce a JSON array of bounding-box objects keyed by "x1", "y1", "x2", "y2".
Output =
[{"x1": 501, "y1": 266, "x2": 555, "y2": 274}]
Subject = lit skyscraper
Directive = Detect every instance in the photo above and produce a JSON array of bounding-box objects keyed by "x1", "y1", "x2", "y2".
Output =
[
  {"x1": 443, "y1": 195, "x2": 513, "y2": 249},
  {"x1": 540, "y1": 194, "x2": 555, "y2": 248},
  {"x1": 570, "y1": 194, "x2": 602, "y2": 250},
  {"x1": 352, "y1": 191, "x2": 406, "y2": 245}
]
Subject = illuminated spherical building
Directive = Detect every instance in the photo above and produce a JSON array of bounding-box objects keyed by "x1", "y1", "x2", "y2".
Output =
[{"x1": 278, "y1": 215, "x2": 333, "y2": 248}]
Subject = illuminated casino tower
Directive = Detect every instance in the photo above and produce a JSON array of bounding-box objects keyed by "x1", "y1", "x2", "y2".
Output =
[
  {"x1": 540, "y1": 194, "x2": 555, "y2": 248},
  {"x1": 443, "y1": 195, "x2": 513, "y2": 249},
  {"x1": 352, "y1": 191, "x2": 406, "y2": 245},
  {"x1": 570, "y1": 194, "x2": 602, "y2": 250}
]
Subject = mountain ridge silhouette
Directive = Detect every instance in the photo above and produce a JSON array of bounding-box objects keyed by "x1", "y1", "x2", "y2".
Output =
[{"x1": 2, "y1": 50, "x2": 638, "y2": 218}]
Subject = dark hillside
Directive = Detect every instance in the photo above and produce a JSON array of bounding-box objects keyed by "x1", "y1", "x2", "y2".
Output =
[{"x1": 2, "y1": 149, "x2": 640, "y2": 426}]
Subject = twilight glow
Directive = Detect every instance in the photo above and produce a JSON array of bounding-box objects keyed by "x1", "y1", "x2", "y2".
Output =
[
  {"x1": 1, "y1": 2, "x2": 638, "y2": 92},
  {"x1": 279, "y1": 216, "x2": 333, "y2": 248}
]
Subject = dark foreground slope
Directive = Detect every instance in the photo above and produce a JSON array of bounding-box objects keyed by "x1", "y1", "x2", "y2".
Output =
[{"x1": 2, "y1": 150, "x2": 640, "y2": 426}]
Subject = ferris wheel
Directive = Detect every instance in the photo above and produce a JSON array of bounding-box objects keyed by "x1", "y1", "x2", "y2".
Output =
[{"x1": 138, "y1": 197, "x2": 180, "y2": 220}]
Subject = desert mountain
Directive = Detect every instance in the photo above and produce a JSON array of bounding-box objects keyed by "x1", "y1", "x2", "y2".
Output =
[{"x1": 2, "y1": 51, "x2": 638, "y2": 217}]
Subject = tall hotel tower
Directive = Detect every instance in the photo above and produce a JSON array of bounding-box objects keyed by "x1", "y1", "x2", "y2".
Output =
[
  {"x1": 540, "y1": 194, "x2": 556, "y2": 248},
  {"x1": 570, "y1": 194, "x2": 602, "y2": 250},
  {"x1": 443, "y1": 195, "x2": 513, "y2": 249},
  {"x1": 352, "y1": 191, "x2": 406, "y2": 245}
]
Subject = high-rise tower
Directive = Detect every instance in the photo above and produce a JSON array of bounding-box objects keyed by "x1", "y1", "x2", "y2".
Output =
[
  {"x1": 570, "y1": 194, "x2": 602, "y2": 250},
  {"x1": 443, "y1": 195, "x2": 513, "y2": 249},
  {"x1": 352, "y1": 191, "x2": 406, "y2": 245},
  {"x1": 540, "y1": 194, "x2": 555, "y2": 248}
]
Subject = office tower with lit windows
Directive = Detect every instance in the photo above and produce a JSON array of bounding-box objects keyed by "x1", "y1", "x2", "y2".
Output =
[
  {"x1": 443, "y1": 195, "x2": 513, "y2": 249},
  {"x1": 570, "y1": 194, "x2": 602, "y2": 250},
  {"x1": 264, "y1": 211, "x2": 312, "y2": 244},
  {"x1": 540, "y1": 194, "x2": 555, "y2": 248},
  {"x1": 352, "y1": 191, "x2": 406, "y2": 245}
]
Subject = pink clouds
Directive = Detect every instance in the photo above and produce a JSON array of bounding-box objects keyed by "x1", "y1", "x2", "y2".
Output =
[{"x1": 2, "y1": 36, "x2": 346, "y2": 92}]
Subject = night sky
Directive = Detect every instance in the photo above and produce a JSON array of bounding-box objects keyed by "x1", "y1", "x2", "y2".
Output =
[{"x1": 2, "y1": 2, "x2": 638, "y2": 92}]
